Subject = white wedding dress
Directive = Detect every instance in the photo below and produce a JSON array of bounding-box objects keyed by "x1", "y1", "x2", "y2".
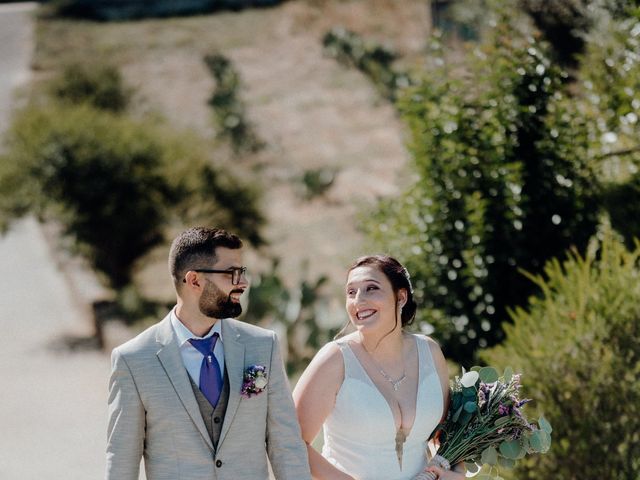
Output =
[{"x1": 322, "y1": 335, "x2": 444, "y2": 480}]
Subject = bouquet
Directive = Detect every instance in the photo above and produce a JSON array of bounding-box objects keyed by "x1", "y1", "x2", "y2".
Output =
[{"x1": 413, "y1": 366, "x2": 552, "y2": 479}]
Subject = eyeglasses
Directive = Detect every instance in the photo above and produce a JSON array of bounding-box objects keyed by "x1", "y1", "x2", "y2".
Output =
[{"x1": 193, "y1": 266, "x2": 247, "y2": 285}]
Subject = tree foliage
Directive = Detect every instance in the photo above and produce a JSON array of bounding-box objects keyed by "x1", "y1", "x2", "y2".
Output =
[
  {"x1": 0, "y1": 100, "x2": 264, "y2": 290},
  {"x1": 365, "y1": 30, "x2": 601, "y2": 365},
  {"x1": 481, "y1": 233, "x2": 640, "y2": 479}
]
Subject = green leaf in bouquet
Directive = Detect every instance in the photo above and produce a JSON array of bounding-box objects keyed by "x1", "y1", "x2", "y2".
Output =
[
  {"x1": 464, "y1": 462, "x2": 480, "y2": 474},
  {"x1": 452, "y1": 405, "x2": 463, "y2": 422},
  {"x1": 479, "y1": 367, "x2": 499, "y2": 383},
  {"x1": 460, "y1": 409, "x2": 473, "y2": 425},
  {"x1": 464, "y1": 400, "x2": 477, "y2": 413},
  {"x1": 497, "y1": 456, "x2": 516, "y2": 469},
  {"x1": 471, "y1": 365, "x2": 482, "y2": 372},
  {"x1": 503, "y1": 366, "x2": 513, "y2": 383},
  {"x1": 529, "y1": 429, "x2": 552, "y2": 453},
  {"x1": 494, "y1": 416, "x2": 510, "y2": 427},
  {"x1": 499, "y1": 439, "x2": 522, "y2": 459},
  {"x1": 461, "y1": 370, "x2": 480, "y2": 387},
  {"x1": 462, "y1": 386, "x2": 477, "y2": 397},
  {"x1": 481, "y1": 446, "x2": 498, "y2": 465},
  {"x1": 475, "y1": 474, "x2": 493, "y2": 480},
  {"x1": 539, "y1": 416, "x2": 553, "y2": 434}
]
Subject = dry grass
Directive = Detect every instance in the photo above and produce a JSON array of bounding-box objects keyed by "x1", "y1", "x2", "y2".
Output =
[{"x1": 33, "y1": 0, "x2": 431, "y2": 302}]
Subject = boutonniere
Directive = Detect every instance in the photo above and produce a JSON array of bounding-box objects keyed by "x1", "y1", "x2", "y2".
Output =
[{"x1": 241, "y1": 364, "x2": 268, "y2": 398}]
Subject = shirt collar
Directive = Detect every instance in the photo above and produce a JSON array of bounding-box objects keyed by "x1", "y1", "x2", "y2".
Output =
[{"x1": 170, "y1": 307, "x2": 224, "y2": 347}]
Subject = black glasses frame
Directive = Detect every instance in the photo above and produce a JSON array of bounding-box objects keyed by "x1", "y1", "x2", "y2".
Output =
[{"x1": 193, "y1": 267, "x2": 247, "y2": 285}]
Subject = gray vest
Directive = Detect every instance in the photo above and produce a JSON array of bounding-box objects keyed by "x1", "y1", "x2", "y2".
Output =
[{"x1": 189, "y1": 368, "x2": 230, "y2": 450}]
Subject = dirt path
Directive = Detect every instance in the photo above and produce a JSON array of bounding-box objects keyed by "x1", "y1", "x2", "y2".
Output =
[{"x1": 0, "y1": 4, "x2": 110, "y2": 478}]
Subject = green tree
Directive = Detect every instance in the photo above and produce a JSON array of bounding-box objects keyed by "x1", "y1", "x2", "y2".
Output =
[
  {"x1": 366, "y1": 30, "x2": 601, "y2": 365},
  {"x1": 0, "y1": 102, "x2": 264, "y2": 290},
  {"x1": 481, "y1": 233, "x2": 640, "y2": 479}
]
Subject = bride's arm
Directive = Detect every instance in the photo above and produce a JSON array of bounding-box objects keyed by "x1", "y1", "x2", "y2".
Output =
[
  {"x1": 293, "y1": 343, "x2": 356, "y2": 480},
  {"x1": 424, "y1": 337, "x2": 465, "y2": 479}
]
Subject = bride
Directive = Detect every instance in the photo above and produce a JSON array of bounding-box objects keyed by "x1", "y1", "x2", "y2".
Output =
[{"x1": 293, "y1": 255, "x2": 465, "y2": 480}]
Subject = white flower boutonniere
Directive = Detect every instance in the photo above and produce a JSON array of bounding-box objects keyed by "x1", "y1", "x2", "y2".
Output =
[{"x1": 241, "y1": 364, "x2": 268, "y2": 398}]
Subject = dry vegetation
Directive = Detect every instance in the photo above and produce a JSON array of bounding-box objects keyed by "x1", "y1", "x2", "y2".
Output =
[{"x1": 33, "y1": 0, "x2": 431, "y2": 306}]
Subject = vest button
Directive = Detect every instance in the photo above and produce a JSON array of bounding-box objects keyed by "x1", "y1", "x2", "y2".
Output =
[
  {"x1": 214, "y1": 417, "x2": 221, "y2": 424},
  {"x1": 216, "y1": 460, "x2": 222, "y2": 468}
]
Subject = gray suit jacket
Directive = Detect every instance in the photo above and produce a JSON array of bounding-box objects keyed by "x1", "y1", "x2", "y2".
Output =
[{"x1": 106, "y1": 314, "x2": 311, "y2": 480}]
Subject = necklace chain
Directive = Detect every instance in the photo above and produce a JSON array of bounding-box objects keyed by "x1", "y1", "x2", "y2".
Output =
[
  {"x1": 361, "y1": 339, "x2": 407, "y2": 391},
  {"x1": 378, "y1": 367, "x2": 407, "y2": 391}
]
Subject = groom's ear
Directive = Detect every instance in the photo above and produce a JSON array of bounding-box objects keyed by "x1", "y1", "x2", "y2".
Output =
[{"x1": 183, "y1": 271, "x2": 202, "y2": 289}]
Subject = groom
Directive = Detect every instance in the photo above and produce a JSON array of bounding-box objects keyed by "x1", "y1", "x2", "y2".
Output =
[{"x1": 106, "y1": 227, "x2": 311, "y2": 480}]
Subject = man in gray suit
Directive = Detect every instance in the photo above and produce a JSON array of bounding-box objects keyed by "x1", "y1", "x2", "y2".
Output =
[{"x1": 106, "y1": 227, "x2": 311, "y2": 479}]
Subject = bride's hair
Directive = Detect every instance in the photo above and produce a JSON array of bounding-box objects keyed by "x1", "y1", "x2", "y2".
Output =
[{"x1": 335, "y1": 254, "x2": 418, "y2": 341}]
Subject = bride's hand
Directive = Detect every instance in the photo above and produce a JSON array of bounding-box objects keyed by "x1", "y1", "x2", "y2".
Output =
[{"x1": 423, "y1": 465, "x2": 465, "y2": 480}]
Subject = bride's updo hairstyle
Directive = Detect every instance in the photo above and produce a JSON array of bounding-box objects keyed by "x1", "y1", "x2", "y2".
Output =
[{"x1": 348, "y1": 254, "x2": 418, "y2": 328}]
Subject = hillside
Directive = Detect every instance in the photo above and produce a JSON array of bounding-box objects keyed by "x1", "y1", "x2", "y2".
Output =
[{"x1": 32, "y1": 0, "x2": 431, "y2": 309}]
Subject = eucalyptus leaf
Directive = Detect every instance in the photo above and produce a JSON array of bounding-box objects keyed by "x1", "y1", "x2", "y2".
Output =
[
  {"x1": 503, "y1": 366, "x2": 513, "y2": 383},
  {"x1": 481, "y1": 446, "x2": 498, "y2": 465},
  {"x1": 540, "y1": 430, "x2": 552, "y2": 453},
  {"x1": 460, "y1": 410, "x2": 473, "y2": 425},
  {"x1": 452, "y1": 405, "x2": 463, "y2": 423},
  {"x1": 498, "y1": 456, "x2": 516, "y2": 468},
  {"x1": 464, "y1": 461, "x2": 480, "y2": 474},
  {"x1": 464, "y1": 400, "x2": 477, "y2": 413},
  {"x1": 471, "y1": 365, "x2": 482, "y2": 372},
  {"x1": 463, "y1": 386, "x2": 477, "y2": 397},
  {"x1": 461, "y1": 370, "x2": 480, "y2": 387},
  {"x1": 539, "y1": 416, "x2": 553, "y2": 434},
  {"x1": 499, "y1": 439, "x2": 522, "y2": 459},
  {"x1": 479, "y1": 366, "x2": 499, "y2": 383}
]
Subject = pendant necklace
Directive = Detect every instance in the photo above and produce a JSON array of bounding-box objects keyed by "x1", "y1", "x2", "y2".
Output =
[{"x1": 362, "y1": 340, "x2": 407, "y2": 391}]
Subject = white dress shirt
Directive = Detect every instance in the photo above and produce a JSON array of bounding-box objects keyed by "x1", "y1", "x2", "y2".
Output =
[{"x1": 170, "y1": 308, "x2": 226, "y2": 386}]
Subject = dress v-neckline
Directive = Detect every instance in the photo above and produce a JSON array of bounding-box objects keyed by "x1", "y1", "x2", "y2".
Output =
[{"x1": 345, "y1": 335, "x2": 423, "y2": 439}]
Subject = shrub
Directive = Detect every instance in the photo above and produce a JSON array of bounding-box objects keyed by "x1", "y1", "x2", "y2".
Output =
[
  {"x1": 50, "y1": 63, "x2": 131, "y2": 112},
  {"x1": 481, "y1": 233, "x2": 640, "y2": 479},
  {"x1": 0, "y1": 102, "x2": 265, "y2": 289},
  {"x1": 204, "y1": 53, "x2": 264, "y2": 154},
  {"x1": 365, "y1": 31, "x2": 601, "y2": 365},
  {"x1": 243, "y1": 259, "x2": 338, "y2": 375},
  {"x1": 322, "y1": 27, "x2": 412, "y2": 102}
]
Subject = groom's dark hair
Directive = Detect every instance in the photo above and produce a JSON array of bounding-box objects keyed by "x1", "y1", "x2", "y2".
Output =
[{"x1": 168, "y1": 226, "x2": 242, "y2": 287}]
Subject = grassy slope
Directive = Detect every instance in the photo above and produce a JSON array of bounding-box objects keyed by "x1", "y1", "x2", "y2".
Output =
[{"x1": 32, "y1": 0, "x2": 430, "y2": 308}]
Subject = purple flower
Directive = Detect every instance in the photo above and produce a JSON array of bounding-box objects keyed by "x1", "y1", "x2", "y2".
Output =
[
  {"x1": 241, "y1": 364, "x2": 268, "y2": 398},
  {"x1": 498, "y1": 404, "x2": 510, "y2": 416}
]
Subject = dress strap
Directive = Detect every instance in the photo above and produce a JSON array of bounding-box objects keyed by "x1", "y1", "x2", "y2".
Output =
[
  {"x1": 415, "y1": 335, "x2": 437, "y2": 379},
  {"x1": 334, "y1": 339, "x2": 363, "y2": 380}
]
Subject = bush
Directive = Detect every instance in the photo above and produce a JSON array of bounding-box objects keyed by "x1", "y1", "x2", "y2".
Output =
[
  {"x1": 50, "y1": 63, "x2": 131, "y2": 112},
  {"x1": 204, "y1": 53, "x2": 264, "y2": 154},
  {"x1": 322, "y1": 27, "x2": 412, "y2": 102},
  {"x1": 243, "y1": 259, "x2": 339, "y2": 375},
  {"x1": 365, "y1": 31, "x2": 601, "y2": 365},
  {"x1": 481, "y1": 233, "x2": 640, "y2": 479},
  {"x1": 0, "y1": 102, "x2": 265, "y2": 289}
]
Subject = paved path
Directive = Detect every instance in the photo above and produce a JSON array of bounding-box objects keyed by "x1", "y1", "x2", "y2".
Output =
[{"x1": 0, "y1": 3, "x2": 112, "y2": 478}]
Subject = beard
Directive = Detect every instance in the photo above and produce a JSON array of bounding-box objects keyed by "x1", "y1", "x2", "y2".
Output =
[{"x1": 198, "y1": 280, "x2": 243, "y2": 319}]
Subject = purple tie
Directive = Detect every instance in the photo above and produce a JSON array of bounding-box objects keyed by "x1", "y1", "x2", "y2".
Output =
[{"x1": 189, "y1": 333, "x2": 223, "y2": 407}]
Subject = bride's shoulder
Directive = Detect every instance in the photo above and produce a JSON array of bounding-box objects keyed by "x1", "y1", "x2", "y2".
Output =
[
  {"x1": 296, "y1": 340, "x2": 346, "y2": 395},
  {"x1": 308, "y1": 339, "x2": 346, "y2": 371},
  {"x1": 410, "y1": 333, "x2": 442, "y2": 349}
]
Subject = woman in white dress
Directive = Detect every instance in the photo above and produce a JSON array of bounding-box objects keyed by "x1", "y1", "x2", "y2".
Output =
[{"x1": 294, "y1": 255, "x2": 465, "y2": 480}]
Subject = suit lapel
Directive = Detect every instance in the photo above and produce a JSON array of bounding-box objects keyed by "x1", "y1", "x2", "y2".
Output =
[
  {"x1": 155, "y1": 316, "x2": 214, "y2": 452},
  {"x1": 218, "y1": 319, "x2": 245, "y2": 449}
]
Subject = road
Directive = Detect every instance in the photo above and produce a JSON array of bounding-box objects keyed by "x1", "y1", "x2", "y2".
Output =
[{"x1": 0, "y1": 3, "x2": 112, "y2": 478}]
